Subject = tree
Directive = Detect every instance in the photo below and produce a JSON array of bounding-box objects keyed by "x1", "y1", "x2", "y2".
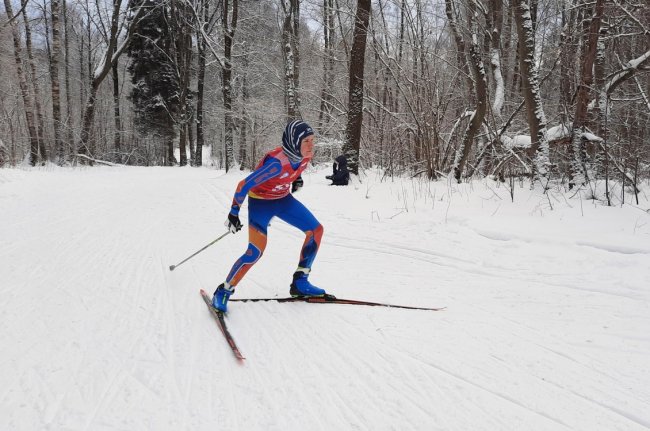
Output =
[
  {"x1": 280, "y1": 0, "x2": 301, "y2": 121},
  {"x1": 194, "y1": 0, "x2": 210, "y2": 167},
  {"x1": 20, "y1": 0, "x2": 46, "y2": 161},
  {"x1": 127, "y1": 0, "x2": 180, "y2": 165},
  {"x1": 169, "y1": 0, "x2": 194, "y2": 166},
  {"x1": 513, "y1": 0, "x2": 550, "y2": 182},
  {"x1": 342, "y1": 0, "x2": 371, "y2": 175},
  {"x1": 78, "y1": 0, "x2": 144, "y2": 164},
  {"x1": 3, "y1": 0, "x2": 40, "y2": 165},
  {"x1": 50, "y1": 0, "x2": 63, "y2": 164},
  {"x1": 449, "y1": 0, "x2": 488, "y2": 182},
  {"x1": 568, "y1": 0, "x2": 605, "y2": 189},
  {"x1": 318, "y1": 0, "x2": 336, "y2": 133},
  {"x1": 222, "y1": 0, "x2": 239, "y2": 171}
]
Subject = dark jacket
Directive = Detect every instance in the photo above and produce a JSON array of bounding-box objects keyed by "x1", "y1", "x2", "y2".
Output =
[{"x1": 330, "y1": 155, "x2": 349, "y2": 185}]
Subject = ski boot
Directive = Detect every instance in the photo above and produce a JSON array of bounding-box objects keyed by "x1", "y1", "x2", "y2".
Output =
[
  {"x1": 212, "y1": 283, "x2": 234, "y2": 313},
  {"x1": 289, "y1": 270, "x2": 326, "y2": 297}
]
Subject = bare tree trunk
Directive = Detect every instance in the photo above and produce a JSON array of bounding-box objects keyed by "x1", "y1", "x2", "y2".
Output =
[
  {"x1": 112, "y1": 62, "x2": 122, "y2": 163},
  {"x1": 445, "y1": 0, "x2": 472, "y2": 114},
  {"x1": 222, "y1": 0, "x2": 239, "y2": 171},
  {"x1": 239, "y1": 49, "x2": 250, "y2": 169},
  {"x1": 502, "y1": 5, "x2": 515, "y2": 102},
  {"x1": 194, "y1": 0, "x2": 209, "y2": 167},
  {"x1": 4, "y1": 0, "x2": 40, "y2": 166},
  {"x1": 342, "y1": 0, "x2": 371, "y2": 175},
  {"x1": 559, "y1": 1, "x2": 576, "y2": 126},
  {"x1": 318, "y1": 0, "x2": 335, "y2": 132},
  {"x1": 513, "y1": 0, "x2": 550, "y2": 182},
  {"x1": 50, "y1": 0, "x2": 63, "y2": 164},
  {"x1": 169, "y1": 0, "x2": 193, "y2": 167},
  {"x1": 569, "y1": 0, "x2": 604, "y2": 189},
  {"x1": 62, "y1": 0, "x2": 75, "y2": 157},
  {"x1": 21, "y1": 0, "x2": 46, "y2": 158}
]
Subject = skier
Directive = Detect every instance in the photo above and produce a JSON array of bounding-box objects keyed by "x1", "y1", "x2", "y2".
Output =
[{"x1": 212, "y1": 120, "x2": 327, "y2": 312}]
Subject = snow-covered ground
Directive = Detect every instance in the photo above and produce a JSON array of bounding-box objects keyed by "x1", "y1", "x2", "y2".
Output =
[{"x1": 1, "y1": 165, "x2": 649, "y2": 430}]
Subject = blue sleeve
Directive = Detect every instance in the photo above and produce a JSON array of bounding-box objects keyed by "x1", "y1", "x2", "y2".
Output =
[{"x1": 230, "y1": 157, "x2": 282, "y2": 215}]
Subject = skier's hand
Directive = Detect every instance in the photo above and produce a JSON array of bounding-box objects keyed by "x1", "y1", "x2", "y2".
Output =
[
  {"x1": 226, "y1": 213, "x2": 242, "y2": 234},
  {"x1": 291, "y1": 177, "x2": 304, "y2": 193}
]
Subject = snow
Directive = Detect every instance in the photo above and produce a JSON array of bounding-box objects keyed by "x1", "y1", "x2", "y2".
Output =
[
  {"x1": 1, "y1": 165, "x2": 650, "y2": 430},
  {"x1": 502, "y1": 134, "x2": 532, "y2": 148},
  {"x1": 506, "y1": 126, "x2": 604, "y2": 147},
  {"x1": 547, "y1": 124, "x2": 571, "y2": 141}
]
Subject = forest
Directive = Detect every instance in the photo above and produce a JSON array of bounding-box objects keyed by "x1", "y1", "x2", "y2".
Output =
[{"x1": 1, "y1": 0, "x2": 648, "y2": 193}]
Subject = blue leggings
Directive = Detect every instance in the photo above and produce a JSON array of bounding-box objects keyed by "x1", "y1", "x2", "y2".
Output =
[{"x1": 226, "y1": 195, "x2": 323, "y2": 286}]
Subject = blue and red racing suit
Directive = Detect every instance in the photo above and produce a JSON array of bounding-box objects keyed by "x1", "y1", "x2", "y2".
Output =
[{"x1": 225, "y1": 147, "x2": 323, "y2": 286}]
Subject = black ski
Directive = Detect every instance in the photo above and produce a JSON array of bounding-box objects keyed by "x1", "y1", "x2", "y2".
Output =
[
  {"x1": 231, "y1": 294, "x2": 445, "y2": 311},
  {"x1": 200, "y1": 289, "x2": 245, "y2": 361}
]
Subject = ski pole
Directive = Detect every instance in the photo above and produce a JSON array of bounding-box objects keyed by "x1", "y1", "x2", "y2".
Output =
[{"x1": 169, "y1": 231, "x2": 231, "y2": 271}]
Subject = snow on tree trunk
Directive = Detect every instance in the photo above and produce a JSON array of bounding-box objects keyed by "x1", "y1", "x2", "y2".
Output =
[
  {"x1": 491, "y1": 50, "x2": 505, "y2": 116},
  {"x1": 569, "y1": 0, "x2": 604, "y2": 189},
  {"x1": 451, "y1": 1, "x2": 488, "y2": 182},
  {"x1": 281, "y1": 0, "x2": 301, "y2": 121},
  {"x1": 488, "y1": 0, "x2": 505, "y2": 117},
  {"x1": 513, "y1": 0, "x2": 550, "y2": 182}
]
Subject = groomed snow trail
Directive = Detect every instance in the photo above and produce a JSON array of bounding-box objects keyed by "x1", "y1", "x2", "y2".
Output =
[{"x1": 1, "y1": 166, "x2": 649, "y2": 430}]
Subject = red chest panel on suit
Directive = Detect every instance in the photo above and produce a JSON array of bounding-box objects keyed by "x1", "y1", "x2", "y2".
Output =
[{"x1": 249, "y1": 147, "x2": 310, "y2": 199}]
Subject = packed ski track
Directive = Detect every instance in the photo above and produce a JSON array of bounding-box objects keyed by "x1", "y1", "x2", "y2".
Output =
[{"x1": 1, "y1": 165, "x2": 649, "y2": 430}]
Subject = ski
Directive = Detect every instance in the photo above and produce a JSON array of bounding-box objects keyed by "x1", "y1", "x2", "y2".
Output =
[
  {"x1": 231, "y1": 294, "x2": 445, "y2": 311},
  {"x1": 200, "y1": 289, "x2": 245, "y2": 361}
]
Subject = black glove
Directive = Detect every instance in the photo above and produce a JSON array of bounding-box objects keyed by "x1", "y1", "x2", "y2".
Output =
[
  {"x1": 227, "y1": 213, "x2": 243, "y2": 233},
  {"x1": 291, "y1": 177, "x2": 304, "y2": 193},
  {"x1": 325, "y1": 175, "x2": 333, "y2": 180}
]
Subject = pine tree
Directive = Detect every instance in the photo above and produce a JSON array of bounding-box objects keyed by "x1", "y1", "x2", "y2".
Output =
[{"x1": 127, "y1": 0, "x2": 180, "y2": 165}]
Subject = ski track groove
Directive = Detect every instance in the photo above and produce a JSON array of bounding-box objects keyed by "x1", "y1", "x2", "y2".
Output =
[{"x1": 237, "y1": 301, "x2": 438, "y2": 429}]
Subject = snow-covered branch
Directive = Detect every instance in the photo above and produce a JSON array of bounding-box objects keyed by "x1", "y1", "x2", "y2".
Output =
[{"x1": 603, "y1": 49, "x2": 650, "y2": 97}]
